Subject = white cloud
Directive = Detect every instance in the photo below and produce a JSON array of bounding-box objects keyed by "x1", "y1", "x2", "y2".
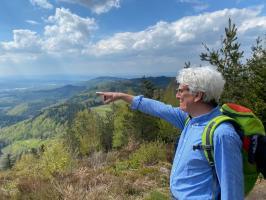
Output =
[
  {"x1": 0, "y1": 8, "x2": 97, "y2": 59},
  {"x1": 43, "y1": 8, "x2": 97, "y2": 53},
  {"x1": 26, "y1": 20, "x2": 40, "y2": 25},
  {"x1": 238, "y1": 16, "x2": 266, "y2": 33},
  {"x1": 87, "y1": 7, "x2": 266, "y2": 57},
  {"x1": 58, "y1": 0, "x2": 120, "y2": 14},
  {"x1": 178, "y1": 0, "x2": 209, "y2": 12},
  {"x1": 1, "y1": 29, "x2": 42, "y2": 53},
  {"x1": 30, "y1": 0, "x2": 53, "y2": 10}
]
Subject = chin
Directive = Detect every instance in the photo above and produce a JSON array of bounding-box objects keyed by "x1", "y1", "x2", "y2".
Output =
[{"x1": 179, "y1": 106, "x2": 187, "y2": 112}]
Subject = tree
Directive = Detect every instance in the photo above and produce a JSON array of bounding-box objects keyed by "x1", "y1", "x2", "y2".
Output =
[
  {"x1": 184, "y1": 61, "x2": 191, "y2": 68},
  {"x1": 200, "y1": 18, "x2": 266, "y2": 126},
  {"x1": 129, "y1": 110, "x2": 160, "y2": 142},
  {"x1": 112, "y1": 104, "x2": 130, "y2": 149},
  {"x1": 99, "y1": 103, "x2": 116, "y2": 152},
  {"x1": 157, "y1": 79, "x2": 180, "y2": 142},
  {"x1": 111, "y1": 102, "x2": 160, "y2": 147},
  {"x1": 67, "y1": 109, "x2": 101, "y2": 157},
  {"x1": 245, "y1": 37, "x2": 266, "y2": 126},
  {"x1": 0, "y1": 153, "x2": 15, "y2": 170},
  {"x1": 200, "y1": 18, "x2": 247, "y2": 103},
  {"x1": 140, "y1": 76, "x2": 155, "y2": 98}
]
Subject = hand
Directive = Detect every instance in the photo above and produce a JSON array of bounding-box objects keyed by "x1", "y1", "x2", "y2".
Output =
[{"x1": 96, "y1": 92, "x2": 121, "y2": 104}]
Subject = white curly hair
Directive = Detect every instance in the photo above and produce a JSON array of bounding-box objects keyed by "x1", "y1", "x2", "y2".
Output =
[{"x1": 176, "y1": 66, "x2": 225, "y2": 103}]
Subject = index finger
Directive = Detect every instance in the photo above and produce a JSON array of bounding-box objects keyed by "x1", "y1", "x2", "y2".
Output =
[{"x1": 96, "y1": 92, "x2": 104, "y2": 95}]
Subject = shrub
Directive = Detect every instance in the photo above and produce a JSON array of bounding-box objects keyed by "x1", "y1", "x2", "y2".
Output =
[
  {"x1": 13, "y1": 153, "x2": 40, "y2": 178},
  {"x1": 129, "y1": 141, "x2": 167, "y2": 169},
  {"x1": 13, "y1": 140, "x2": 74, "y2": 179},
  {"x1": 39, "y1": 140, "x2": 74, "y2": 178}
]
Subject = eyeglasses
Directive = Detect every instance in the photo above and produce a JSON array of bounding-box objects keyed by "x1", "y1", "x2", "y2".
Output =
[{"x1": 176, "y1": 87, "x2": 190, "y2": 94}]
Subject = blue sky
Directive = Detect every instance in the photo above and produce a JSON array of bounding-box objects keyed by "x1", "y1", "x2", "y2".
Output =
[{"x1": 0, "y1": 0, "x2": 265, "y2": 77}]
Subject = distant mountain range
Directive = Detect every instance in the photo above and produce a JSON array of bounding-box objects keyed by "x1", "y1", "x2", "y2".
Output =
[{"x1": 0, "y1": 75, "x2": 174, "y2": 128}]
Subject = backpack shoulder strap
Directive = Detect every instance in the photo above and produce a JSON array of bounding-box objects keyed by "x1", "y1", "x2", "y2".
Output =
[
  {"x1": 202, "y1": 115, "x2": 237, "y2": 166},
  {"x1": 184, "y1": 116, "x2": 190, "y2": 126}
]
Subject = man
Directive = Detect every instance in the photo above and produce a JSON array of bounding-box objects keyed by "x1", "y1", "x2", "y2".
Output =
[{"x1": 96, "y1": 66, "x2": 244, "y2": 200}]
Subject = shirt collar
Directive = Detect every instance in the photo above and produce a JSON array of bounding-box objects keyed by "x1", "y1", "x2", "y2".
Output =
[{"x1": 190, "y1": 106, "x2": 221, "y2": 124}]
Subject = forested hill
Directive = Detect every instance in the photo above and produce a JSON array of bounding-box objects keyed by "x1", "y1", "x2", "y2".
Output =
[
  {"x1": 0, "y1": 76, "x2": 174, "y2": 128},
  {"x1": 68, "y1": 76, "x2": 174, "y2": 106},
  {"x1": 0, "y1": 84, "x2": 86, "y2": 128},
  {"x1": 83, "y1": 76, "x2": 172, "y2": 90}
]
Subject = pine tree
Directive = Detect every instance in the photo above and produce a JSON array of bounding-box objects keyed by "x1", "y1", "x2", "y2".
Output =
[
  {"x1": 184, "y1": 61, "x2": 191, "y2": 68},
  {"x1": 100, "y1": 103, "x2": 116, "y2": 152},
  {"x1": 0, "y1": 153, "x2": 15, "y2": 170},
  {"x1": 140, "y1": 76, "x2": 155, "y2": 98},
  {"x1": 200, "y1": 18, "x2": 247, "y2": 103},
  {"x1": 121, "y1": 77, "x2": 160, "y2": 142},
  {"x1": 199, "y1": 18, "x2": 266, "y2": 126},
  {"x1": 245, "y1": 37, "x2": 266, "y2": 126}
]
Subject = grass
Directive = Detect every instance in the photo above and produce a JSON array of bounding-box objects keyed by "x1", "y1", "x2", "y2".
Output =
[
  {"x1": 144, "y1": 190, "x2": 169, "y2": 200},
  {"x1": 92, "y1": 100, "x2": 127, "y2": 117},
  {"x1": 1, "y1": 139, "x2": 49, "y2": 155}
]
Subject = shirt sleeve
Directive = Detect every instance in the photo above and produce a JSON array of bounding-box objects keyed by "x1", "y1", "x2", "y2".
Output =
[
  {"x1": 131, "y1": 95, "x2": 188, "y2": 129},
  {"x1": 213, "y1": 122, "x2": 244, "y2": 200}
]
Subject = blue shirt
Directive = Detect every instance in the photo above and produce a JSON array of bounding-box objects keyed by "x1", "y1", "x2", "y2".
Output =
[{"x1": 131, "y1": 96, "x2": 244, "y2": 200}]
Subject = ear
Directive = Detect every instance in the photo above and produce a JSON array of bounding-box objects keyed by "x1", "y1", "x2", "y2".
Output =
[{"x1": 194, "y1": 92, "x2": 204, "y2": 102}]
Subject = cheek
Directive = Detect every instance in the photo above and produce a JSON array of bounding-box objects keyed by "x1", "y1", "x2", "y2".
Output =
[{"x1": 181, "y1": 97, "x2": 193, "y2": 107}]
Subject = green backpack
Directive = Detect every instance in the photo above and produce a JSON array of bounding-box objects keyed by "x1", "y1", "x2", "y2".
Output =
[{"x1": 189, "y1": 103, "x2": 266, "y2": 195}]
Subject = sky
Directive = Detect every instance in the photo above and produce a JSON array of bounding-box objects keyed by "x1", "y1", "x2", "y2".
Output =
[{"x1": 0, "y1": 0, "x2": 265, "y2": 78}]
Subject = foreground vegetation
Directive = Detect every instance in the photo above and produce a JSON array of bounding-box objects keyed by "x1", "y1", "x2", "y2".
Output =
[{"x1": 0, "y1": 140, "x2": 172, "y2": 199}]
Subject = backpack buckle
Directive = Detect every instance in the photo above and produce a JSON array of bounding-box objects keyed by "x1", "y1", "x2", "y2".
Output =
[
  {"x1": 193, "y1": 144, "x2": 202, "y2": 151},
  {"x1": 203, "y1": 145, "x2": 213, "y2": 150},
  {"x1": 193, "y1": 144, "x2": 213, "y2": 151}
]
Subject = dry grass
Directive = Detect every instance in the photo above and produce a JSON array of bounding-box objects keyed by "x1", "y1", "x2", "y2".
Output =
[
  {"x1": 53, "y1": 166, "x2": 160, "y2": 200},
  {"x1": 0, "y1": 146, "x2": 171, "y2": 200}
]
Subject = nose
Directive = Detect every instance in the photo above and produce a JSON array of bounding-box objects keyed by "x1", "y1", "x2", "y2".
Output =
[{"x1": 176, "y1": 92, "x2": 181, "y2": 99}]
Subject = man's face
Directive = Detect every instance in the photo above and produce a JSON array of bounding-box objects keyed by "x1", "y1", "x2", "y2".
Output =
[{"x1": 176, "y1": 84, "x2": 195, "y2": 112}]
